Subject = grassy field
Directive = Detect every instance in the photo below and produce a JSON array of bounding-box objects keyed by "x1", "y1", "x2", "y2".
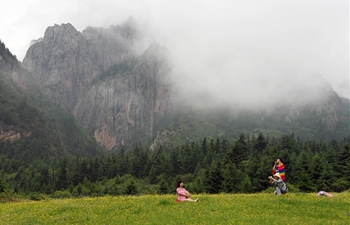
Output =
[{"x1": 1, "y1": 193, "x2": 349, "y2": 225}]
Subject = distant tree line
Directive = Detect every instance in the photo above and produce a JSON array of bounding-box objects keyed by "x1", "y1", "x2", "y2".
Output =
[{"x1": 0, "y1": 133, "x2": 349, "y2": 199}]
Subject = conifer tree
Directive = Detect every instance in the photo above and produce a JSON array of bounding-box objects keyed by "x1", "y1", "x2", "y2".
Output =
[
  {"x1": 0, "y1": 175, "x2": 7, "y2": 193},
  {"x1": 338, "y1": 143, "x2": 350, "y2": 181},
  {"x1": 240, "y1": 175, "x2": 254, "y2": 193},
  {"x1": 310, "y1": 153, "x2": 325, "y2": 190},
  {"x1": 55, "y1": 159, "x2": 69, "y2": 191},
  {"x1": 222, "y1": 162, "x2": 241, "y2": 193},
  {"x1": 169, "y1": 149, "x2": 180, "y2": 177},
  {"x1": 254, "y1": 132, "x2": 267, "y2": 153},
  {"x1": 294, "y1": 151, "x2": 315, "y2": 192},
  {"x1": 149, "y1": 147, "x2": 166, "y2": 184},
  {"x1": 207, "y1": 161, "x2": 223, "y2": 194},
  {"x1": 158, "y1": 178, "x2": 168, "y2": 194},
  {"x1": 91, "y1": 157, "x2": 101, "y2": 182},
  {"x1": 230, "y1": 134, "x2": 248, "y2": 166}
]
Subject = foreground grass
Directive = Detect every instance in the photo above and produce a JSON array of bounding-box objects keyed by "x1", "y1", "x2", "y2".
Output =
[{"x1": 1, "y1": 193, "x2": 349, "y2": 225}]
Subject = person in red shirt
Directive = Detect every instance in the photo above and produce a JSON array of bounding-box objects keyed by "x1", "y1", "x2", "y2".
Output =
[{"x1": 272, "y1": 158, "x2": 285, "y2": 182}]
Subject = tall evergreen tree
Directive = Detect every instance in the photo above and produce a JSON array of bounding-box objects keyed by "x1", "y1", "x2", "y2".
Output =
[
  {"x1": 331, "y1": 143, "x2": 350, "y2": 191},
  {"x1": 253, "y1": 155, "x2": 272, "y2": 191},
  {"x1": 207, "y1": 161, "x2": 223, "y2": 194},
  {"x1": 90, "y1": 157, "x2": 101, "y2": 182},
  {"x1": 130, "y1": 146, "x2": 148, "y2": 178},
  {"x1": 116, "y1": 147, "x2": 129, "y2": 176},
  {"x1": 149, "y1": 147, "x2": 166, "y2": 184},
  {"x1": 169, "y1": 148, "x2": 180, "y2": 177},
  {"x1": 0, "y1": 175, "x2": 7, "y2": 193},
  {"x1": 55, "y1": 158, "x2": 69, "y2": 191},
  {"x1": 254, "y1": 132, "x2": 267, "y2": 153},
  {"x1": 222, "y1": 162, "x2": 241, "y2": 193},
  {"x1": 227, "y1": 136, "x2": 247, "y2": 166},
  {"x1": 310, "y1": 153, "x2": 325, "y2": 191},
  {"x1": 338, "y1": 143, "x2": 350, "y2": 181},
  {"x1": 280, "y1": 133, "x2": 297, "y2": 153},
  {"x1": 294, "y1": 151, "x2": 315, "y2": 192},
  {"x1": 240, "y1": 175, "x2": 254, "y2": 193}
]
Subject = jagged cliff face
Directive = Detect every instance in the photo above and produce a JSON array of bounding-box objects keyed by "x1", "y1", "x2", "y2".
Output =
[
  {"x1": 23, "y1": 19, "x2": 138, "y2": 111},
  {"x1": 23, "y1": 19, "x2": 173, "y2": 150},
  {"x1": 72, "y1": 44, "x2": 172, "y2": 150}
]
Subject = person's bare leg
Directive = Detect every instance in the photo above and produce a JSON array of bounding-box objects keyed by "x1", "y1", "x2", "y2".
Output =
[{"x1": 183, "y1": 198, "x2": 199, "y2": 202}]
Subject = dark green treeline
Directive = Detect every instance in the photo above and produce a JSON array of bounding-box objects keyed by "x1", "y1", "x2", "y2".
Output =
[{"x1": 0, "y1": 133, "x2": 349, "y2": 198}]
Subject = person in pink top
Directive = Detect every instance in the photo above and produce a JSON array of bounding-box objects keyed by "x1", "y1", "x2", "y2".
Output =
[{"x1": 176, "y1": 181, "x2": 199, "y2": 202}]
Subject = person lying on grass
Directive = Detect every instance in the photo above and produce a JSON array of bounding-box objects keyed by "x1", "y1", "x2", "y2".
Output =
[
  {"x1": 176, "y1": 181, "x2": 199, "y2": 202},
  {"x1": 269, "y1": 173, "x2": 288, "y2": 195}
]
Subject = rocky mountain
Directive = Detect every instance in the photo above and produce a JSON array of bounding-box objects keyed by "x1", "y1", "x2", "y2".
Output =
[
  {"x1": 23, "y1": 18, "x2": 138, "y2": 112},
  {"x1": 72, "y1": 43, "x2": 172, "y2": 150},
  {"x1": 0, "y1": 40, "x2": 101, "y2": 162},
  {"x1": 21, "y1": 18, "x2": 349, "y2": 152},
  {"x1": 23, "y1": 18, "x2": 173, "y2": 151}
]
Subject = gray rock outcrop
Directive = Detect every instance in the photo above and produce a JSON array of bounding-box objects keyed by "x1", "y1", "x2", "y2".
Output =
[{"x1": 23, "y1": 19, "x2": 173, "y2": 150}]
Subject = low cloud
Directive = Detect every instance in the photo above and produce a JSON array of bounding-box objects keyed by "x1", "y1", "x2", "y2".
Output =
[
  {"x1": 2, "y1": 0, "x2": 348, "y2": 108},
  {"x1": 156, "y1": 0, "x2": 349, "y2": 109}
]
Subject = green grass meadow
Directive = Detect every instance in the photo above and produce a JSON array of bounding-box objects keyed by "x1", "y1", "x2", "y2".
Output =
[{"x1": 1, "y1": 193, "x2": 349, "y2": 225}]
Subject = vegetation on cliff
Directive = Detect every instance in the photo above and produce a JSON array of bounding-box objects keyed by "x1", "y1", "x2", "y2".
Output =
[{"x1": 0, "y1": 40, "x2": 101, "y2": 162}]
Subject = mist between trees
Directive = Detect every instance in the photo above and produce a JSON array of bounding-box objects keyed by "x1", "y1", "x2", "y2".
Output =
[{"x1": 0, "y1": 133, "x2": 349, "y2": 200}]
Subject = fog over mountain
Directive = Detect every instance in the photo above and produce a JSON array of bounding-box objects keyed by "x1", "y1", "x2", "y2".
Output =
[{"x1": 2, "y1": 0, "x2": 348, "y2": 108}]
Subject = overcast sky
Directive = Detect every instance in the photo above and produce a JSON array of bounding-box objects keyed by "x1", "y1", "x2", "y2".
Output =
[{"x1": 1, "y1": 0, "x2": 349, "y2": 103}]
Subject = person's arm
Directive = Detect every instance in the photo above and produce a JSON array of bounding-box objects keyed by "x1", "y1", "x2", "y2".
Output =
[
  {"x1": 272, "y1": 164, "x2": 277, "y2": 174},
  {"x1": 177, "y1": 188, "x2": 187, "y2": 196},
  {"x1": 274, "y1": 178, "x2": 283, "y2": 185},
  {"x1": 269, "y1": 176, "x2": 281, "y2": 183},
  {"x1": 183, "y1": 189, "x2": 190, "y2": 197},
  {"x1": 176, "y1": 188, "x2": 182, "y2": 195}
]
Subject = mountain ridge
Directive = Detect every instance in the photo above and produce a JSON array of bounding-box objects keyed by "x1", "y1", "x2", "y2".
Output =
[{"x1": 4, "y1": 18, "x2": 350, "y2": 154}]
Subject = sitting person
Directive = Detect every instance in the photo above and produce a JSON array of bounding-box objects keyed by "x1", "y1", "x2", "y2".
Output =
[
  {"x1": 269, "y1": 173, "x2": 288, "y2": 195},
  {"x1": 176, "y1": 181, "x2": 199, "y2": 202}
]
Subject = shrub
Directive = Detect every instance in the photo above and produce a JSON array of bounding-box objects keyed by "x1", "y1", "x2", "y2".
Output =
[
  {"x1": 285, "y1": 183, "x2": 300, "y2": 193},
  {"x1": 30, "y1": 193, "x2": 48, "y2": 201},
  {"x1": 53, "y1": 190, "x2": 71, "y2": 199},
  {"x1": 330, "y1": 178, "x2": 350, "y2": 192},
  {"x1": 122, "y1": 180, "x2": 139, "y2": 195}
]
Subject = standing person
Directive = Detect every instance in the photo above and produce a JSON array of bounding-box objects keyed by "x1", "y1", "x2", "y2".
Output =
[
  {"x1": 176, "y1": 181, "x2": 199, "y2": 202},
  {"x1": 269, "y1": 173, "x2": 288, "y2": 195},
  {"x1": 272, "y1": 158, "x2": 285, "y2": 182}
]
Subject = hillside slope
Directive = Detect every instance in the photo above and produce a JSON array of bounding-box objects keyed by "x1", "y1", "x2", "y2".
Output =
[
  {"x1": 150, "y1": 85, "x2": 350, "y2": 149},
  {"x1": 0, "y1": 40, "x2": 101, "y2": 162}
]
